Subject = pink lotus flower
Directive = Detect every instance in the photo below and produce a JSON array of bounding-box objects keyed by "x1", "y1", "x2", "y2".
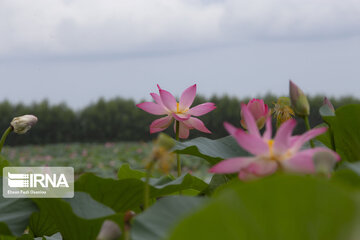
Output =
[
  {"x1": 210, "y1": 104, "x2": 340, "y2": 180},
  {"x1": 136, "y1": 84, "x2": 216, "y2": 139},
  {"x1": 241, "y1": 99, "x2": 270, "y2": 130}
]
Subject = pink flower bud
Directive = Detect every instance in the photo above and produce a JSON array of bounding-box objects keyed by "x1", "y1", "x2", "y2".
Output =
[
  {"x1": 240, "y1": 99, "x2": 270, "y2": 130},
  {"x1": 323, "y1": 97, "x2": 335, "y2": 113}
]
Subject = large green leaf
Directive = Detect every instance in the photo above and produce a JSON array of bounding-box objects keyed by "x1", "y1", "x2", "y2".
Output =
[
  {"x1": 32, "y1": 192, "x2": 123, "y2": 240},
  {"x1": 333, "y1": 105, "x2": 360, "y2": 162},
  {"x1": 332, "y1": 162, "x2": 360, "y2": 189},
  {"x1": 200, "y1": 174, "x2": 230, "y2": 195},
  {"x1": 0, "y1": 223, "x2": 12, "y2": 236},
  {"x1": 317, "y1": 104, "x2": 337, "y2": 151},
  {"x1": 315, "y1": 123, "x2": 333, "y2": 149},
  {"x1": 29, "y1": 211, "x2": 58, "y2": 238},
  {"x1": 0, "y1": 179, "x2": 38, "y2": 236},
  {"x1": 0, "y1": 235, "x2": 16, "y2": 240},
  {"x1": 75, "y1": 173, "x2": 207, "y2": 212},
  {"x1": 131, "y1": 196, "x2": 205, "y2": 240},
  {"x1": 168, "y1": 174, "x2": 359, "y2": 240},
  {"x1": 117, "y1": 164, "x2": 146, "y2": 180},
  {"x1": 340, "y1": 162, "x2": 360, "y2": 175},
  {"x1": 319, "y1": 104, "x2": 360, "y2": 162},
  {"x1": 173, "y1": 136, "x2": 249, "y2": 165}
]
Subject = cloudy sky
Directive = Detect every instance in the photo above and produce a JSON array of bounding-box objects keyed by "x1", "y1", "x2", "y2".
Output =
[{"x1": 0, "y1": 0, "x2": 359, "y2": 108}]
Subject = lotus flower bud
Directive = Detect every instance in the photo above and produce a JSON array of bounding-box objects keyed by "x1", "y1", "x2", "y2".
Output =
[
  {"x1": 289, "y1": 80, "x2": 310, "y2": 117},
  {"x1": 97, "y1": 220, "x2": 122, "y2": 240},
  {"x1": 323, "y1": 97, "x2": 335, "y2": 113},
  {"x1": 10, "y1": 115, "x2": 38, "y2": 134},
  {"x1": 241, "y1": 99, "x2": 270, "y2": 130}
]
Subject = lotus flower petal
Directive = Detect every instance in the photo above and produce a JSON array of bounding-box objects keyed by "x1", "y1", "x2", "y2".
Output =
[
  {"x1": 291, "y1": 127, "x2": 328, "y2": 152},
  {"x1": 179, "y1": 84, "x2": 196, "y2": 111},
  {"x1": 159, "y1": 88, "x2": 177, "y2": 112},
  {"x1": 188, "y1": 103, "x2": 216, "y2": 116},
  {"x1": 224, "y1": 122, "x2": 268, "y2": 155},
  {"x1": 209, "y1": 157, "x2": 254, "y2": 174},
  {"x1": 150, "y1": 116, "x2": 173, "y2": 133},
  {"x1": 241, "y1": 103, "x2": 261, "y2": 137},
  {"x1": 282, "y1": 148, "x2": 339, "y2": 173},
  {"x1": 136, "y1": 102, "x2": 167, "y2": 115},
  {"x1": 172, "y1": 113, "x2": 191, "y2": 121},
  {"x1": 273, "y1": 119, "x2": 296, "y2": 154}
]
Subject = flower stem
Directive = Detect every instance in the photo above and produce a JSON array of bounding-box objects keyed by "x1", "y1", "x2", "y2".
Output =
[
  {"x1": 175, "y1": 120, "x2": 181, "y2": 177},
  {"x1": 124, "y1": 230, "x2": 130, "y2": 240},
  {"x1": 329, "y1": 126, "x2": 336, "y2": 151},
  {"x1": 144, "y1": 160, "x2": 155, "y2": 210},
  {"x1": 0, "y1": 126, "x2": 13, "y2": 154},
  {"x1": 304, "y1": 116, "x2": 315, "y2": 148}
]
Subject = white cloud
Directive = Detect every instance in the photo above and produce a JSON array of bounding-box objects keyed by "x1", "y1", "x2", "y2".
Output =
[
  {"x1": 1, "y1": 0, "x2": 360, "y2": 57},
  {"x1": 222, "y1": 0, "x2": 360, "y2": 39}
]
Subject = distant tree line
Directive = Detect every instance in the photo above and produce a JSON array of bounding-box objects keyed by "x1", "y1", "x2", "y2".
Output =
[{"x1": 1, "y1": 94, "x2": 359, "y2": 145}]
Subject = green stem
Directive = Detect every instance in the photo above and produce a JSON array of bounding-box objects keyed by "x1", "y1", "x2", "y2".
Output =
[
  {"x1": 324, "y1": 119, "x2": 336, "y2": 151},
  {"x1": 329, "y1": 126, "x2": 336, "y2": 151},
  {"x1": 304, "y1": 116, "x2": 315, "y2": 148},
  {"x1": 0, "y1": 126, "x2": 13, "y2": 153},
  {"x1": 144, "y1": 160, "x2": 154, "y2": 210},
  {"x1": 175, "y1": 120, "x2": 181, "y2": 177},
  {"x1": 124, "y1": 229, "x2": 130, "y2": 240}
]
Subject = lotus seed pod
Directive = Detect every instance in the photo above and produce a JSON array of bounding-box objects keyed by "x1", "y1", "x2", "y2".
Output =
[{"x1": 273, "y1": 97, "x2": 295, "y2": 127}]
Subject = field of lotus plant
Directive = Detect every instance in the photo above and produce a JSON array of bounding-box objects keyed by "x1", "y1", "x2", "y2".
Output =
[
  {"x1": 1, "y1": 81, "x2": 360, "y2": 240},
  {"x1": 1, "y1": 142, "x2": 210, "y2": 180}
]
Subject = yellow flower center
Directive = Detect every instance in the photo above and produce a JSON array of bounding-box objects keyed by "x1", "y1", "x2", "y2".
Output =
[
  {"x1": 175, "y1": 102, "x2": 188, "y2": 114},
  {"x1": 267, "y1": 140, "x2": 276, "y2": 161},
  {"x1": 266, "y1": 139, "x2": 292, "y2": 162},
  {"x1": 176, "y1": 102, "x2": 180, "y2": 113}
]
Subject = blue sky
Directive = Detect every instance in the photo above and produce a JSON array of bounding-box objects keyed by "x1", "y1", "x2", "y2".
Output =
[{"x1": 0, "y1": 0, "x2": 359, "y2": 108}]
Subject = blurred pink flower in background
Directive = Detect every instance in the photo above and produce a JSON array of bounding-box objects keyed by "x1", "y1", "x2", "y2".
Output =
[
  {"x1": 210, "y1": 104, "x2": 340, "y2": 180},
  {"x1": 82, "y1": 149, "x2": 88, "y2": 157},
  {"x1": 44, "y1": 155, "x2": 53, "y2": 162},
  {"x1": 19, "y1": 157, "x2": 26, "y2": 163},
  {"x1": 241, "y1": 99, "x2": 270, "y2": 130},
  {"x1": 9, "y1": 150, "x2": 16, "y2": 160},
  {"x1": 69, "y1": 152, "x2": 77, "y2": 159},
  {"x1": 105, "y1": 142, "x2": 115, "y2": 148},
  {"x1": 86, "y1": 163, "x2": 93, "y2": 169},
  {"x1": 137, "y1": 84, "x2": 216, "y2": 139}
]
